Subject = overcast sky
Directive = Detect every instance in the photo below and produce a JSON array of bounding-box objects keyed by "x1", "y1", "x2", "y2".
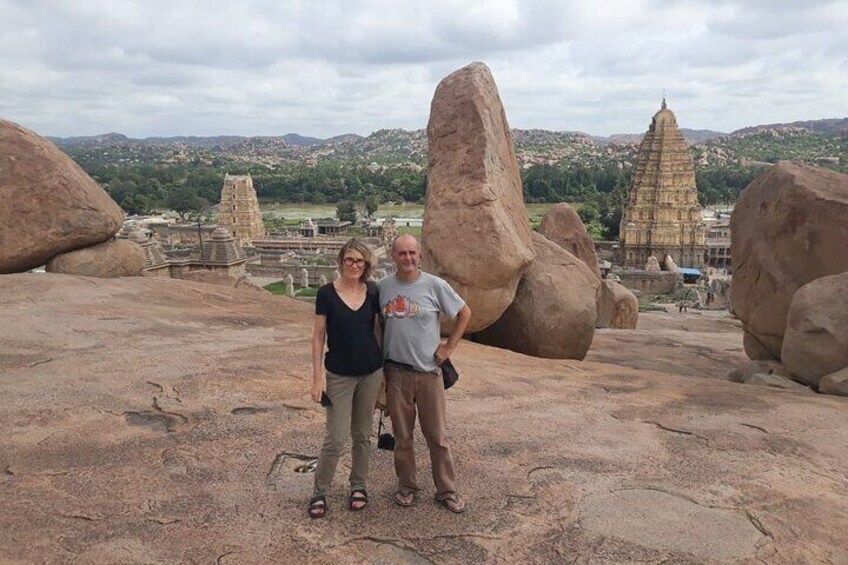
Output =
[{"x1": 1, "y1": 0, "x2": 846, "y2": 138}]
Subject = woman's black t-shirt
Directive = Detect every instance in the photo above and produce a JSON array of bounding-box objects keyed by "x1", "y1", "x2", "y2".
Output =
[{"x1": 315, "y1": 281, "x2": 382, "y2": 377}]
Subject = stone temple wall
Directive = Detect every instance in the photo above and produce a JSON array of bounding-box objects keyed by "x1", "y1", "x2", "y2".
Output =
[{"x1": 617, "y1": 271, "x2": 683, "y2": 295}]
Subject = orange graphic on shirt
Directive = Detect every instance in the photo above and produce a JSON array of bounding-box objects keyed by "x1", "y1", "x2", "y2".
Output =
[{"x1": 383, "y1": 294, "x2": 421, "y2": 319}]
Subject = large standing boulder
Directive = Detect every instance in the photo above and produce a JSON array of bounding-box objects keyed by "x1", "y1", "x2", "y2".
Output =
[
  {"x1": 421, "y1": 62, "x2": 534, "y2": 333},
  {"x1": 476, "y1": 233, "x2": 599, "y2": 359},
  {"x1": 730, "y1": 162, "x2": 848, "y2": 359},
  {"x1": 781, "y1": 273, "x2": 848, "y2": 388},
  {"x1": 0, "y1": 120, "x2": 124, "y2": 273},
  {"x1": 596, "y1": 279, "x2": 639, "y2": 329},
  {"x1": 538, "y1": 203, "x2": 600, "y2": 278},
  {"x1": 46, "y1": 239, "x2": 145, "y2": 278}
]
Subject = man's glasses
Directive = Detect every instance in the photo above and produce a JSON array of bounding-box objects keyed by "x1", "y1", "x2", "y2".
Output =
[{"x1": 343, "y1": 257, "x2": 366, "y2": 267}]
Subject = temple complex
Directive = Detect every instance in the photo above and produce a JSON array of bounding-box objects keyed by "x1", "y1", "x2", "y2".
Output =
[
  {"x1": 217, "y1": 174, "x2": 265, "y2": 247},
  {"x1": 117, "y1": 221, "x2": 246, "y2": 278},
  {"x1": 620, "y1": 100, "x2": 705, "y2": 269}
]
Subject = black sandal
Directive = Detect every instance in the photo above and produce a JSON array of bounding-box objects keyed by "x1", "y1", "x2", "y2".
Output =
[
  {"x1": 308, "y1": 494, "x2": 327, "y2": 519},
  {"x1": 393, "y1": 489, "x2": 417, "y2": 507},
  {"x1": 436, "y1": 493, "x2": 466, "y2": 514},
  {"x1": 348, "y1": 489, "x2": 368, "y2": 511}
]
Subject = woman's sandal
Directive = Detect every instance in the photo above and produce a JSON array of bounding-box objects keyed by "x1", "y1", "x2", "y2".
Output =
[
  {"x1": 348, "y1": 489, "x2": 368, "y2": 511},
  {"x1": 308, "y1": 494, "x2": 327, "y2": 519},
  {"x1": 393, "y1": 489, "x2": 417, "y2": 507},
  {"x1": 436, "y1": 493, "x2": 466, "y2": 514}
]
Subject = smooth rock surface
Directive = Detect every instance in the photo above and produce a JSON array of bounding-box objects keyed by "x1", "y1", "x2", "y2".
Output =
[
  {"x1": 2, "y1": 273, "x2": 848, "y2": 564},
  {"x1": 781, "y1": 273, "x2": 848, "y2": 388},
  {"x1": 725, "y1": 368, "x2": 745, "y2": 383},
  {"x1": 745, "y1": 372, "x2": 812, "y2": 392},
  {"x1": 588, "y1": 311, "x2": 748, "y2": 380},
  {"x1": 819, "y1": 367, "x2": 848, "y2": 397},
  {"x1": 421, "y1": 62, "x2": 534, "y2": 333},
  {"x1": 46, "y1": 239, "x2": 144, "y2": 278},
  {"x1": 580, "y1": 489, "x2": 764, "y2": 560},
  {"x1": 596, "y1": 279, "x2": 639, "y2": 329},
  {"x1": 0, "y1": 119, "x2": 124, "y2": 273},
  {"x1": 183, "y1": 270, "x2": 269, "y2": 293},
  {"x1": 538, "y1": 203, "x2": 600, "y2": 277},
  {"x1": 475, "y1": 233, "x2": 599, "y2": 359},
  {"x1": 731, "y1": 162, "x2": 848, "y2": 359},
  {"x1": 741, "y1": 360, "x2": 790, "y2": 382}
]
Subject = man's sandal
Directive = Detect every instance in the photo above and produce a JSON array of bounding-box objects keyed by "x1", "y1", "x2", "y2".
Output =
[
  {"x1": 308, "y1": 494, "x2": 327, "y2": 519},
  {"x1": 393, "y1": 489, "x2": 417, "y2": 507},
  {"x1": 348, "y1": 489, "x2": 368, "y2": 511},
  {"x1": 436, "y1": 494, "x2": 466, "y2": 514}
]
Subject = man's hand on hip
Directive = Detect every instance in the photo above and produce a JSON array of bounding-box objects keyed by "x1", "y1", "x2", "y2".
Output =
[{"x1": 435, "y1": 341, "x2": 454, "y2": 365}]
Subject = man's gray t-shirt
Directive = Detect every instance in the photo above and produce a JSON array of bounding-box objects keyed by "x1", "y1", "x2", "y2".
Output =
[{"x1": 379, "y1": 271, "x2": 465, "y2": 373}]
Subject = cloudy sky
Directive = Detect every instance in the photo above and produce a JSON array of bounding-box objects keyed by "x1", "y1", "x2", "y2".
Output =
[{"x1": 1, "y1": 0, "x2": 846, "y2": 138}]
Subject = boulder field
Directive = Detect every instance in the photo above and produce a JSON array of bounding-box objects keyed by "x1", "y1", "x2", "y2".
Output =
[
  {"x1": 731, "y1": 161, "x2": 848, "y2": 361},
  {"x1": 2, "y1": 273, "x2": 847, "y2": 564},
  {"x1": 538, "y1": 202, "x2": 601, "y2": 278}
]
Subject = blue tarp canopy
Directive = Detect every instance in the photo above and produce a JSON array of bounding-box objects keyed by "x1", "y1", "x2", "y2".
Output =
[{"x1": 679, "y1": 268, "x2": 703, "y2": 276}]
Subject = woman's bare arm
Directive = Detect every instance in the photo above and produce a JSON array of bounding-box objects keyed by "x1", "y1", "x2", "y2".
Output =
[
  {"x1": 311, "y1": 315, "x2": 327, "y2": 402},
  {"x1": 374, "y1": 313, "x2": 383, "y2": 349}
]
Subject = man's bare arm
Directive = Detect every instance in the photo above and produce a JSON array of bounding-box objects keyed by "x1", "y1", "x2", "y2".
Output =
[{"x1": 435, "y1": 304, "x2": 471, "y2": 363}]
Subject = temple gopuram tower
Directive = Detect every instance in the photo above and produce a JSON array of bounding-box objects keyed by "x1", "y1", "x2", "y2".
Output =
[
  {"x1": 217, "y1": 174, "x2": 265, "y2": 247},
  {"x1": 620, "y1": 99, "x2": 705, "y2": 269}
]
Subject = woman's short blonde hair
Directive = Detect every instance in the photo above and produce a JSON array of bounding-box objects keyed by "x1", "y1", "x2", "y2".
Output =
[{"x1": 337, "y1": 238, "x2": 375, "y2": 282}]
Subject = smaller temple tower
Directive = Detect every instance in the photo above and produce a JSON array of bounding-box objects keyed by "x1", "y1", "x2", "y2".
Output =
[
  {"x1": 191, "y1": 226, "x2": 247, "y2": 277},
  {"x1": 217, "y1": 174, "x2": 266, "y2": 247}
]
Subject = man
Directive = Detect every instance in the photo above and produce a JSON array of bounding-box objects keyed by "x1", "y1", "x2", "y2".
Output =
[{"x1": 379, "y1": 234, "x2": 472, "y2": 513}]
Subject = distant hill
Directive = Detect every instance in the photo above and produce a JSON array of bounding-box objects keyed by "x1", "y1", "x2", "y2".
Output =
[
  {"x1": 47, "y1": 132, "x2": 130, "y2": 145},
  {"x1": 595, "y1": 128, "x2": 726, "y2": 146},
  {"x1": 732, "y1": 118, "x2": 848, "y2": 137},
  {"x1": 324, "y1": 133, "x2": 364, "y2": 144},
  {"x1": 281, "y1": 133, "x2": 323, "y2": 146},
  {"x1": 51, "y1": 118, "x2": 845, "y2": 172}
]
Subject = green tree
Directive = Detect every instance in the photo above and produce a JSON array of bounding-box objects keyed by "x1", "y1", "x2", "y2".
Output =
[
  {"x1": 578, "y1": 202, "x2": 600, "y2": 225},
  {"x1": 165, "y1": 187, "x2": 208, "y2": 221},
  {"x1": 357, "y1": 195, "x2": 380, "y2": 220},
  {"x1": 336, "y1": 200, "x2": 357, "y2": 223}
]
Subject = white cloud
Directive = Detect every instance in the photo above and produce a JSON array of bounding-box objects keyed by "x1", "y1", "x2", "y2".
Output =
[{"x1": 0, "y1": 0, "x2": 846, "y2": 137}]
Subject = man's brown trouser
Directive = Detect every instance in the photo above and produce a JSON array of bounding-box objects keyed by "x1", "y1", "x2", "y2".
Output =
[{"x1": 385, "y1": 363, "x2": 457, "y2": 498}]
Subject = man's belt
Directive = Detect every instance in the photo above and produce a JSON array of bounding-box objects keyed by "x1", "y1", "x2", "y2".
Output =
[{"x1": 385, "y1": 359, "x2": 428, "y2": 373}]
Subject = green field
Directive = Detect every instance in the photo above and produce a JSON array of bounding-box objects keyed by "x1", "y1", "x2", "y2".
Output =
[
  {"x1": 261, "y1": 202, "x2": 429, "y2": 220},
  {"x1": 264, "y1": 281, "x2": 319, "y2": 298},
  {"x1": 260, "y1": 202, "x2": 562, "y2": 223}
]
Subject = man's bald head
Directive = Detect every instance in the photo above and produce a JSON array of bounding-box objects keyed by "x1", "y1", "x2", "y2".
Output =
[
  {"x1": 391, "y1": 234, "x2": 422, "y2": 280},
  {"x1": 392, "y1": 234, "x2": 420, "y2": 254}
]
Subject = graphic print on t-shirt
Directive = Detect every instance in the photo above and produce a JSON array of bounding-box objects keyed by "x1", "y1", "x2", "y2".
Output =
[{"x1": 383, "y1": 294, "x2": 421, "y2": 319}]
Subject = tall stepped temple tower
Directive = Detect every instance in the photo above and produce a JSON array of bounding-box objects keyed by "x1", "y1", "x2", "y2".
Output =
[
  {"x1": 620, "y1": 99, "x2": 705, "y2": 269},
  {"x1": 217, "y1": 174, "x2": 266, "y2": 247}
]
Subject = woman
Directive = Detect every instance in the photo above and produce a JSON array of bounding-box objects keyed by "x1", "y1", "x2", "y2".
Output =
[{"x1": 308, "y1": 239, "x2": 383, "y2": 518}]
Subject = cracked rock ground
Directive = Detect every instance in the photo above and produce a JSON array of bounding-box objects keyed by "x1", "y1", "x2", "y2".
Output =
[{"x1": 1, "y1": 274, "x2": 847, "y2": 564}]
